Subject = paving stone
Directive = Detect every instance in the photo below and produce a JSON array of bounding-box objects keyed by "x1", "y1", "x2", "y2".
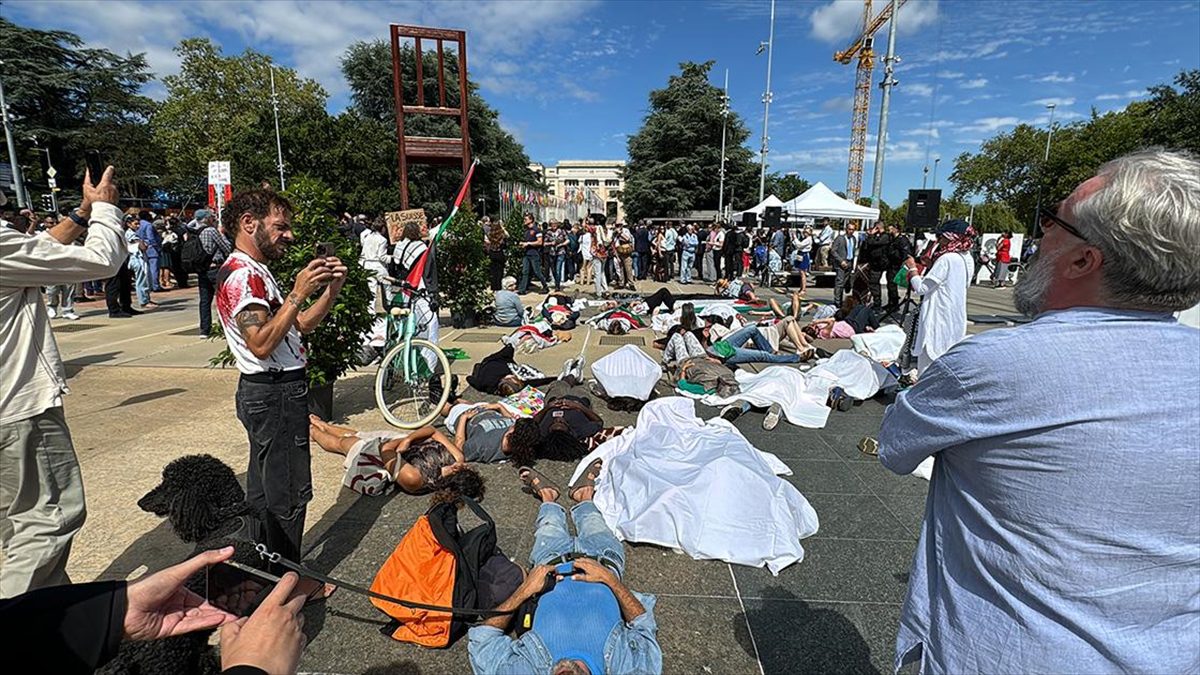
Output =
[
  {"x1": 744, "y1": 592, "x2": 898, "y2": 675},
  {"x1": 802, "y1": 493, "x2": 917, "y2": 542},
  {"x1": 731, "y1": 538, "x2": 915, "y2": 606}
]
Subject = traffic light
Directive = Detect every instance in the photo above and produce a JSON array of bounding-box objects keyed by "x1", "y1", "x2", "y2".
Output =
[{"x1": 40, "y1": 194, "x2": 53, "y2": 212}]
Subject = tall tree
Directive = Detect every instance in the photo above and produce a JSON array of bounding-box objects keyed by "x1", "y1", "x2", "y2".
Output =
[
  {"x1": 765, "y1": 172, "x2": 811, "y2": 202},
  {"x1": 339, "y1": 39, "x2": 537, "y2": 215},
  {"x1": 622, "y1": 61, "x2": 758, "y2": 221},
  {"x1": 152, "y1": 38, "x2": 330, "y2": 198},
  {"x1": 0, "y1": 18, "x2": 160, "y2": 204}
]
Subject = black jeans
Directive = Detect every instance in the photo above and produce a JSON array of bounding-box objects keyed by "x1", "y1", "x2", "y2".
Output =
[
  {"x1": 488, "y1": 257, "x2": 505, "y2": 291},
  {"x1": 644, "y1": 287, "x2": 676, "y2": 314},
  {"x1": 235, "y1": 373, "x2": 311, "y2": 567},
  {"x1": 519, "y1": 253, "x2": 547, "y2": 293},
  {"x1": 104, "y1": 260, "x2": 133, "y2": 314},
  {"x1": 197, "y1": 269, "x2": 218, "y2": 336}
]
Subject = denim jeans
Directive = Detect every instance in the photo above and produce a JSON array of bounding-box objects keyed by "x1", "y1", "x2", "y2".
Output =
[
  {"x1": 519, "y1": 253, "x2": 547, "y2": 293},
  {"x1": 722, "y1": 325, "x2": 800, "y2": 365},
  {"x1": 680, "y1": 250, "x2": 696, "y2": 283},
  {"x1": 530, "y1": 502, "x2": 626, "y2": 577},
  {"x1": 552, "y1": 254, "x2": 565, "y2": 288},
  {"x1": 197, "y1": 269, "x2": 218, "y2": 336},
  {"x1": 147, "y1": 254, "x2": 163, "y2": 291},
  {"x1": 235, "y1": 374, "x2": 312, "y2": 566},
  {"x1": 632, "y1": 251, "x2": 645, "y2": 279},
  {"x1": 130, "y1": 256, "x2": 151, "y2": 306}
]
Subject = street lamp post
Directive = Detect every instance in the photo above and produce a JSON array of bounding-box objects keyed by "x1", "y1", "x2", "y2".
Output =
[
  {"x1": 269, "y1": 66, "x2": 286, "y2": 191},
  {"x1": 932, "y1": 157, "x2": 940, "y2": 189},
  {"x1": 869, "y1": 0, "x2": 900, "y2": 209},
  {"x1": 32, "y1": 139, "x2": 58, "y2": 214},
  {"x1": 757, "y1": 0, "x2": 775, "y2": 203},
  {"x1": 921, "y1": 164, "x2": 929, "y2": 189},
  {"x1": 718, "y1": 69, "x2": 730, "y2": 220},
  {"x1": 1031, "y1": 102, "x2": 1057, "y2": 237},
  {"x1": 0, "y1": 63, "x2": 28, "y2": 208}
]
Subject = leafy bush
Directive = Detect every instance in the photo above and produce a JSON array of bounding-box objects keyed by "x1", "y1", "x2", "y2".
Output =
[
  {"x1": 502, "y1": 206, "x2": 526, "y2": 280},
  {"x1": 207, "y1": 175, "x2": 373, "y2": 387},
  {"x1": 436, "y1": 204, "x2": 491, "y2": 318}
]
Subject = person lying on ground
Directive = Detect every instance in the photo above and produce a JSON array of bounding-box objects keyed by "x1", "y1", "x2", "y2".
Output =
[
  {"x1": 508, "y1": 381, "x2": 629, "y2": 463},
  {"x1": 468, "y1": 461, "x2": 662, "y2": 675},
  {"x1": 714, "y1": 277, "x2": 760, "y2": 302},
  {"x1": 309, "y1": 416, "x2": 484, "y2": 498},
  {"x1": 466, "y1": 343, "x2": 584, "y2": 396},
  {"x1": 452, "y1": 402, "x2": 540, "y2": 467},
  {"x1": 673, "y1": 355, "x2": 741, "y2": 398},
  {"x1": 660, "y1": 303, "x2": 708, "y2": 369},
  {"x1": 537, "y1": 291, "x2": 580, "y2": 330},
  {"x1": 802, "y1": 303, "x2": 879, "y2": 340},
  {"x1": 768, "y1": 291, "x2": 814, "y2": 320},
  {"x1": 709, "y1": 324, "x2": 803, "y2": 366},
  {"x1": 493, "y1": 276, "x2": 525, "y2": 327}
]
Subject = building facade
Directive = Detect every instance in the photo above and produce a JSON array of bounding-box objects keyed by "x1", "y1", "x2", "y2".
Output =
[{"x1": 529, "y1": 160, "x2": 626, "y2": 223}]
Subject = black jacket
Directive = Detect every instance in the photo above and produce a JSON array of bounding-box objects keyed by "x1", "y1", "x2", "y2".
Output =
[
  {"x1": 860, "y1": 232, "x2": 893, "y2": 269},
  {"x1": 888, "y1": 234, "x2": 914, "y2": 268}
]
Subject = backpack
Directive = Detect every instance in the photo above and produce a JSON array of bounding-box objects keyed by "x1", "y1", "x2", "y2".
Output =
[
  {"x1": 179, "y1": 229, "x2": 214, "y2": 273},
  {"x1": 370, "y1": 497, "x2": 521, "y2": 648},
  {"x1": 388, "y1": 240, "x2": 420, "y2": 280}
]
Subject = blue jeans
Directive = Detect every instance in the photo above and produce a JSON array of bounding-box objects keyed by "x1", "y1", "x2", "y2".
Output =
[
  {"x1": 530, "y1": 502, "x2": 626, "y2": 577},
  {"x1": 632, "y1": 251, "x2": 645, "y2": 279},
  {"x1": 147, "y1": 254, "x2": 163, "y2": 291},
  {"x1": 553, "y1": 254, "x2": 565, "y2": 288},
  {"x1": 130, "y1": 257, "x2": 151, "y2": 306},
  {"x1": 680, "y1": 249, "x2": 696, "y2": 283},
  {"x1": 519, "y1": 253, "x2": 547, "y2": 293},
  {"x1": 722, "y1": 324, "x2": 800, "y2": 365}
]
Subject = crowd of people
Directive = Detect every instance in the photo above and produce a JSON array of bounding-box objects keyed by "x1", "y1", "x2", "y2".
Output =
[{"x1": 1, "y1": 147, "x2": 1198, "y2": 675}]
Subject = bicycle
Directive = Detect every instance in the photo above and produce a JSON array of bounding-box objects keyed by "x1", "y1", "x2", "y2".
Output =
[{"x1": 373, "y1": 279, "x2": 453, "y2": 429}]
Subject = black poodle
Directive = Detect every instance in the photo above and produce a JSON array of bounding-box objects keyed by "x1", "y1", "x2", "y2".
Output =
[{"x1": 98, "y1": 455, "x2": 265, "y2": 675}]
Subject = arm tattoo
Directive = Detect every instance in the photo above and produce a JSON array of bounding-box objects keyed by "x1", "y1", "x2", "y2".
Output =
[{"x1": 235, "y1": 308, "x2": 267, "y2": 334}]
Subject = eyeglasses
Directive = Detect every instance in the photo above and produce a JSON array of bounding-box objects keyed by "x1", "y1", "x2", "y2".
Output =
[{"x1": 1039, "y1": 203, "x2": 1087, "y2": 242}]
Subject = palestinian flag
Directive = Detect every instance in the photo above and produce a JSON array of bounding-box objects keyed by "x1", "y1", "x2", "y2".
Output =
[{"x1": 405, "y1": 159, "x2": 479, "y2": 289}]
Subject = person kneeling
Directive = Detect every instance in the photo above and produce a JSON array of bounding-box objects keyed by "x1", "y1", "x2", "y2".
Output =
[{"x1": 468, "y1": 461, "x2": 662, "y2": 675}]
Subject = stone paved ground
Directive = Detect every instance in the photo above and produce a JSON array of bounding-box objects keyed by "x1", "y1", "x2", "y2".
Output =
[{"x1": 38, "y1": 276, "x2": 1017, "y2": 674}]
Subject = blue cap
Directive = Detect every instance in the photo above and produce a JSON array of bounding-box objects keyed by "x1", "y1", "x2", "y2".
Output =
[
  {"x1": 194, "y1": 209, "x2": 212, "y2": 220},
  {"x1": 937, "y1": 219, "x2": 971, "y2": 235}
]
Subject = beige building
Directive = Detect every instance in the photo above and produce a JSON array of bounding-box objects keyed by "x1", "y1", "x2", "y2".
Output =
[{"x1": 529, "y1": 160, "x2": 626, "y2": 223}]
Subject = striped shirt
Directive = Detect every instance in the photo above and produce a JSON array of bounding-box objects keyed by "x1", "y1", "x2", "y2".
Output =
[{"x1": 216, "y1": 250, "x2": 305, "y2": 374}]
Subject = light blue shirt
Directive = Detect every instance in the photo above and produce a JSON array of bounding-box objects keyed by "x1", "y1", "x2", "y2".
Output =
[
  {"x1": 493, "y1": 290, "x2": 524, "y2": 326},
  {"x1": 662, "y1": 228, "x2": 677, "y2": 252},
  {"x1": 681, "y1": 232, "x2": 698, "y2": 253},
  {"x1": 879, "y1": 308, "x2": 1200, "y2": 674}
]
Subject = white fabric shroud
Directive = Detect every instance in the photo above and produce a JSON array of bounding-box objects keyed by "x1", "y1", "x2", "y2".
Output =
[
  {"x1": 591, "y1": 345, "x2": 661, "y2": 400},
  {"x1": 849, "y1": 324, "x2": 906, "y2": 362},
  {"x1": 809, "y1": 349, "x2": 897, "y2": 401},
  {"x1": 568, "y1": 397, "x2": 820, "y2": 574},
  {"x1": 681, "y1": 365, "x2": 837, "y2": 428}
]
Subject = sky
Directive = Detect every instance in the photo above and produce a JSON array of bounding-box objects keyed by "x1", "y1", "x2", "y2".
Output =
[{"x1": 6, "y1": 0, "x2": 1199, "y2": 207}]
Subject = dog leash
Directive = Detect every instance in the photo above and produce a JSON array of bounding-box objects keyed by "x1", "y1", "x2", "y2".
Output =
[{"x1": 252, "y1": 543, "x2": 516, "y2": 617}]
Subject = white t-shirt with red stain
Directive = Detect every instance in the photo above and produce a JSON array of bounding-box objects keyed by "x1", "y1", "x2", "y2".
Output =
[{"x1": 216, "y1": 250, "x2": 306, "y2": 374}]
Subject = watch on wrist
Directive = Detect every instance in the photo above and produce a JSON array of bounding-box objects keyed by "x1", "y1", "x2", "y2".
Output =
[{"x1": 69, "y1": 210, "x2": 89, "y2": 229}]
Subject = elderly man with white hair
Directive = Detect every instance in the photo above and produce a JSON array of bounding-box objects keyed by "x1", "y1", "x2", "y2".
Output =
[
  {"x1": 493, "y1": 276, "x2": 525, "y2": 327},
  {"x1": 879, "y1": 148, "x2": 1200, "y2": 674}
]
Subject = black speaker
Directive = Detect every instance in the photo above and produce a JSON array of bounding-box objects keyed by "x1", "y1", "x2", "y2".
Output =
[
  {"x1": 741, "y1": 211, "x2": 757, "y2": 229},
  {"x1": 906, "y1": 189, "x2": 941, "y2": 230},
  {"x1": 763, "y1": 206, "x2": 782, "y2": 229}
]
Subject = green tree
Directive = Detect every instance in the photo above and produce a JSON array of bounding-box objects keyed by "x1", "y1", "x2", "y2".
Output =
[
  {"x1": 1142, "y1": 69, "x2": 1200, "y2": 155},
  {"x1": 339, "y1": 40, "x2": 538, "y2": 216},
  {"x1": 622, "y1": 61, "x2": 759, "y2": 220},
  {"x1": 764, "y1": 173, "x2": 811, "y2": 202},
  {"x1": 152, "y1": 38, "x2": 330, "y2": 197},
  {"x1": 0, "y1": 18, "x2": 161, "y2": 205}
]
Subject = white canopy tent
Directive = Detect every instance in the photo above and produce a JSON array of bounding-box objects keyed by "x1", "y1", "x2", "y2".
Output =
[
  {"x1": 738, "y1": 194, "x2": 785, "y2": 216},
  {"x1": 781, "y1": 182, "x2": 880, "y2": 221}
]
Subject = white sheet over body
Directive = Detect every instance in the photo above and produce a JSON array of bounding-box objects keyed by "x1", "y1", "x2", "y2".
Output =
[
  {"x1": 850, "y1": 324, "x2": 906, "y2": 362},
  {"x1": 681, "y1": 366, "x2": 836, "y2": 428},
  {"x1": 569, "y1": 397, "x2": 820, "y2": 574},
  {"x1": 808, "y1": 349, "x2": 897, "y2": 401}
]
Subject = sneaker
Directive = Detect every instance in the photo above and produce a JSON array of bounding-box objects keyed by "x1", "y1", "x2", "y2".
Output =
[
  {"x1": 47, "y1": 307, "x2": 57, "y2": 319},
  {"x1": 720, "y1": 402, "x2": 749, "y2": 422},
  {"x1": 763, "y1": 403, "x2": 783, "y2": 430},
  {"x1": 61, "y1": 311, "x2": 80, "y2": 321},
  {"x1": 568, "y1": 355, "x2": 586, "y2": 381}
]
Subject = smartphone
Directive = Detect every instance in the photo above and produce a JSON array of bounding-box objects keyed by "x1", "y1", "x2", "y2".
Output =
[
  {"x1": 84, "y1": 150, "x2": 104, "y2": 183},
  {"x1": 205, "y1": 560, "x2": 281, "y2": 617},
  {"x1": 315, "y1": 241, "x2": 336, "y2": 259}
]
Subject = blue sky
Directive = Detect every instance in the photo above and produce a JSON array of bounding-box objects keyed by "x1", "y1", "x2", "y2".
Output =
[{"x1": 7, "y1": 0, "x2": 1199, "y2": 207}]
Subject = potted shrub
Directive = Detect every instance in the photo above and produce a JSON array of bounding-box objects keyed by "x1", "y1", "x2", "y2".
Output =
[
  {"x1": 502, "y1": 206, "x2": 526, "y2": 281},
  {"x1": 437, "y1": 205, "x2": 491, "y2": 328},
  {"x1": 207, "y1": 175, "x2": 373, "y2": 420}
]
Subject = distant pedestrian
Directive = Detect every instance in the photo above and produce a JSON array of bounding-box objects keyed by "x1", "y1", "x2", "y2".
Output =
[
  {"x1": 992, "y1": 231, "x2": 1014, "y2": 287},
  {"x1": 483, "y1": 216, "x2": 508, "y2": 291},
  {"x1": 900, "y1": 219, "x2": 975, "y2": 375},
  {"x1": 194, "y1": 209, "x2": 230, "y2": 337},
  {"x1": 517, "y1": 213, "x2": 549, "y2": 295},
  {"x1": 680, "y1": 224, "x2": 698, "y2": 284},
  {"x1": 125, "y1": 215, "x2": 157, "y2": 309},
  {"x1": 136, "y1": 211, "x2": 164, "y2": 292}
]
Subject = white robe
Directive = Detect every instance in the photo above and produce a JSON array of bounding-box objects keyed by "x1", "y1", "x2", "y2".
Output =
[
  {"x1": 569, "y1": 397, "x2": 820, "y2": 574},
  {"x1": 910, "y1": 251, "x2": 973, "y2": 373}
]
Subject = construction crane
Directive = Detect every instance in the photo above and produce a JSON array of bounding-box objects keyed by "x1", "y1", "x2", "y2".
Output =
[{"x1": 834, "y1": 0, "x2": 907, "y2": 202}]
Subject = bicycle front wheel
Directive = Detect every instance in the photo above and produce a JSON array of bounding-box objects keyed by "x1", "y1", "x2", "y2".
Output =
[{"x1": 374, "y1": 338, "x2": 452, "y2": 429}]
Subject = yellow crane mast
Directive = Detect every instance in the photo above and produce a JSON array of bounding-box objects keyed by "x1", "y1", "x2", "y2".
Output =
[{"x1": 835, "y1": 0, "x2": 908, "y2": 201}]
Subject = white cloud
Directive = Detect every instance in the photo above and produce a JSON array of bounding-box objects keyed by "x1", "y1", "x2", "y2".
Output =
[
  {"x1": 821, "y1": 96, "x2": 855, "y2": 113},
  {"x1": 960, "y1": 78, "x2": 988, "y2": 89},
  {"x1": 936, "y1": 70, "x2": 964, "y2": 79},
  {"x1": 960, "y1": 116, "x2": 1020, "y2": 133},
  {"x1": 1095, "y1": 89, "x2": 1146, "y2": 101},
  {"x1": 905, "y1": 83, "x2": 934, "y2": 97},
  {"x1": 1032, "y1": 97, "x2": 1075, "y2": 107},
  {"x1": 7, "y1": 0, "x2": 602, "y2": 105},
  {"x1": 809, "y1": 0, "x2": 939, "y2": 44},
  {"x1": 904, "y1": 127, "x2": 940, "y2": 139},
  {"x1": 1034, "y1": 72, "x2": 1075, "y2": 83}
]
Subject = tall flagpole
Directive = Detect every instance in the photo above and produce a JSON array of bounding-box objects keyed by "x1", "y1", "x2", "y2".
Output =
[
  {"x1": 757, "y1": 0, "x2": 775, "y2": 202},
  {"x1": 869, "y1": 0, "x2": 899, "y2": 209},
  {"x1": 270, "y1": 66, "x2": 286, "y2": 191}
]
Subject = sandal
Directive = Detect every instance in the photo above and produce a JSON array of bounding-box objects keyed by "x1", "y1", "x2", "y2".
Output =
[
  {"x1": 518, "y1": 466, "x2": 559, "y2": 501},
  {"x1": 568, "y1": 458, "x2": 603, "y2": 502},
  {"x1": 858, "y1": 437, "x2": 879, "y2": 457}
]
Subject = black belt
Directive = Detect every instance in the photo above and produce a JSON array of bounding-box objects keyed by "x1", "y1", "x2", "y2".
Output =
[{"x1": 240, "y1": 369, "x2": 305, "y2": 384}]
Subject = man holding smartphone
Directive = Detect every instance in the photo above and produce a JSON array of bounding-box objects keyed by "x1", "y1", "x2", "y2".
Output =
[{"x1": 215, "y1": 189, "x2": 347, "y2": 583}]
